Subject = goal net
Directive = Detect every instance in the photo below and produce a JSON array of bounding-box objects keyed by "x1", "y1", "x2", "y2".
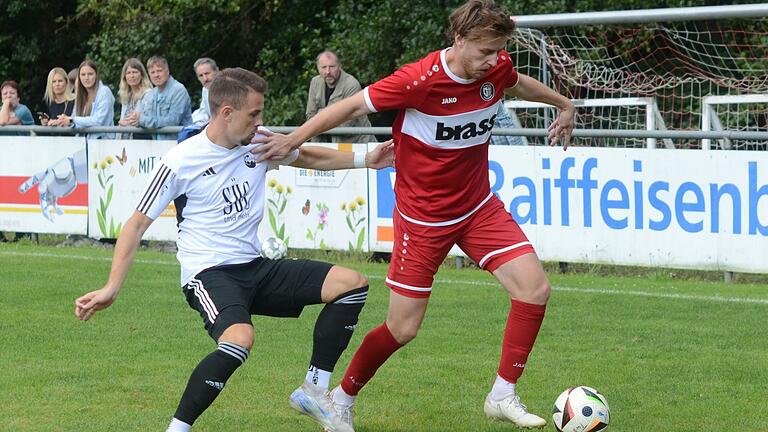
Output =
[{"x1": 505, "y1": 18, "x2": 768, "y2": 150}]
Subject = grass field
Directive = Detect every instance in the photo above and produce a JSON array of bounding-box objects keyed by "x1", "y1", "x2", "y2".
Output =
[{"x1": 1, "y1": 242, "x2": 767, "y2": 432}]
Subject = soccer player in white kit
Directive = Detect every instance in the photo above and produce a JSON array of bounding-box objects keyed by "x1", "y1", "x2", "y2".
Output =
[
  {"x1": 75, "y1": 68, "x2": 393, "y2": 432},
  {"x1": 252, "y1": 1, "x2": 576, "y2": 430}
]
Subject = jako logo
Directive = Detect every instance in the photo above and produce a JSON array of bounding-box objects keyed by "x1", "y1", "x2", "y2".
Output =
[
  {"x1": 441, "y1": 97, "x2": 457, "y2": 104},
  {"x1": 435, "y1": 115, "x2": 496, "y2": 140}
]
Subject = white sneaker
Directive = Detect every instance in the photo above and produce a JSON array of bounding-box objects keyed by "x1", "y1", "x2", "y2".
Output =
[
  {"x1": 484, "y1": 393, "x2": 546, "y2": 428},
  {"x1": 289, "y1": 383, "x2": 353, "y2": 432},
  {"x1": 323, "y1": 387, "x2": 355, "y2": 432}
]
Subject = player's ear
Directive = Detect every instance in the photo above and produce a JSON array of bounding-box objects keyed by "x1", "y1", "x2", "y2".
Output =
[{"x1": 220, "y1": 105, "x2": 233, "y2": 122}]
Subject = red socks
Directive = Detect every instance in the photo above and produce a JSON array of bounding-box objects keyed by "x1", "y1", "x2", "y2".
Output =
[
  {"x1": 341, "y1": 322, "x2": 403, "y2": 395},
  {"x1": 498, "y1": 299, "x2": 546, "y2": 383}
]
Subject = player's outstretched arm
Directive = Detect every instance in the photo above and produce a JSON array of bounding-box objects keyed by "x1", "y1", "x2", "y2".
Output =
[
  {"x1": 75, "y1": 211, "x2": 154, "y2": 321},
  {"x1": 290, "y1": 139, "x2": 394, "y2": 171},
  {"x1": 252, "y1": 91, "x2": 372, "y2": 162},
  {"x1": 505, "y1": 73, "x2": 575, "y2": 149}
]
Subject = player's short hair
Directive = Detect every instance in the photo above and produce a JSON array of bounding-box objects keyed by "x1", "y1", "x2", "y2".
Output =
[
  {"x1": 147, "y1": 55, "x2": 169, "y2": 69},
  {"x1": 446, "y1": 0, "x2": 515, "y2": 42},
  {"x1": 208, "y1": 68, "x2": 267, "y2": 114},
  {"x1": 193, "y1": 57, "x2": 219, "y2": 72}
]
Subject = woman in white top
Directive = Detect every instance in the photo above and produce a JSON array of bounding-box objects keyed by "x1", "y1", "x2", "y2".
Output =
[
  {"x1": 58, "y1": 59, "x2": 115, "y2": 139},
  {"x1": 117, "y1": 58, "x2": 153, "y2": 139}
]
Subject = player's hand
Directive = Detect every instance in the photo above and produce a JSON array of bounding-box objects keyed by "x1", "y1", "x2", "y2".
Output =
[
  {"x1": 365, "y1": 139, "x2": 395, "y2": 169},
  {"x1": 250, "y1": 129, "x2": 300, "y2": 162},
  {"x1": 547, "y1": 104, "x2": 575, "y2": 150},
  {"x1": 75, "y1": 287, "x2": 118, "y2": 321}
]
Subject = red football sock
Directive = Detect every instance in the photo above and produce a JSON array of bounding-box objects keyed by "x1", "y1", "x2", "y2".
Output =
[
  {"x1": 498, "y1": 299, "x2": 546, "y2": 383},
  {"x1": 340, "y1": 322, "x2": 403, "y2": 395}
]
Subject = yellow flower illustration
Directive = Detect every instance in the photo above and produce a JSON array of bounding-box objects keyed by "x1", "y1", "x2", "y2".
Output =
[
  {"x1": 268, "y1": 179, "x2": 277, "y2": 188},
  {"x1": 92, "y1": 162, "x2": 98, "y2": 169},
  {"x1": 105, "y1": 155, "x2": 115, "y2": 165},
  {"x1": 349, "y1": 202, "x2": 358, "y2": 211},
  {"x1": 287, "y1": 186, "x2": 293, "y2": 194},
  {"x1": 355, "y1": 196, "x2": 366, "y2": 206},
  {"x1": 341, "y1": 203, "x2": 346, "y2": 211},
  {"x1": 99, "y1": 161, "x2": 108, "y2": 170},
  {"x1": 276, "y1": 184, "x2": 284, "y2": 193}
]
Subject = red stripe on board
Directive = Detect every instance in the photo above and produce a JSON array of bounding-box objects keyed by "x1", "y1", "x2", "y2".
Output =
[{"x1": 0, "y1": 176, "x2": 88, "y2": 206}]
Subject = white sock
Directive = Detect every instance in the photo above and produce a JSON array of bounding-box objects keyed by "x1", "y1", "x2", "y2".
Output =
[
  {"x1": 489, "y1": 374, "x2": 516, "y2": 401},
  {"x1": 166, "y1": 418, "x2": 191, "y2": 432},
  {"x1": 305, "y1": 365, "x2": 332, "y2": 391},
  {"x1": 331, "y1": 385, "x2": 356, "y2": 407}
]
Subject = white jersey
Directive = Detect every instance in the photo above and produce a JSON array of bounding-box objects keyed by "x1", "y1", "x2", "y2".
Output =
[{"x1": 136, "y1": 127, "x2": 298, "y2": 286}]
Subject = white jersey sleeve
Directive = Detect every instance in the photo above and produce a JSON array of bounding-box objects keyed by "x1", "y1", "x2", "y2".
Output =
[{"x1": 136, "y1": 162, "x2": 180, "y2": 220}]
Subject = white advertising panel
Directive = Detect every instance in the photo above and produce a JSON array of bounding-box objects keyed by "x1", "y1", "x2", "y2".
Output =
[
  {"x1": 370, "y1": 146, "x2": 768, "y2": 273},
  {"x1": 87, "y1": 139, "x2": 177, "y2": 240},
  {"x1": 258, "y1": 143, "x2": 371, "y2": 252},
  {"x1": 0, "y1": 136, "x2": 88, "y2": 234}
]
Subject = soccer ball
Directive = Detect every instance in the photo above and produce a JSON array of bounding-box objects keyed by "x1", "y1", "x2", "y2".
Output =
[
  {"x1": 552, "y1": 386, "x2": 610, "y2": 432},
  {"x1": 261, "y1": 237, "x2": 287, "y2": 259}
]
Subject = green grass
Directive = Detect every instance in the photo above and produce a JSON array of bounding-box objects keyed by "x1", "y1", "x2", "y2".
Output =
[{"x1": 1, "y1": 243, "x2": 767, "y2": 431}]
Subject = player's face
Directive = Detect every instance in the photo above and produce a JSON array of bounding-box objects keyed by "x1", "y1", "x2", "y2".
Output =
[
  {"x1": 124, "y1": 67, "x2": 142, "y2": 87},
  {"x1": 196, "y1": 64, "x2": 217, "y2": 88},
  {"x1": 317, "y1": 54, "x2": 341, "y2": 87},
  {"x1": 455, "y1": 35, "x2": 507, "y2": 79},
  {"x1": 51, "y1": 73, "x2": 67, "y2": 96},
  {"x1": 148, "y1": 63, "x2": 170, "y2": 88},
  {"x1": 79, "y1": 66, "x2": 97, "y2": 90},
  {"x1": 229, "y1": 90, "x2": 264, "y2": 146}
]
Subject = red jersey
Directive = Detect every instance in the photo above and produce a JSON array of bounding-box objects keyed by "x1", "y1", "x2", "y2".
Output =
[{"x1": 364, "y1": 48, "x2": 519, "y2": 225}]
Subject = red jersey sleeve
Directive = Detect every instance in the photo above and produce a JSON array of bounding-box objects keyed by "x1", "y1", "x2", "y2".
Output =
[
  {"x1": 500, "y1": 50, "x2": 520, "y2": 89},
  {"x1": 364, "y1": 61, "x2": 429, "y2": 112}
]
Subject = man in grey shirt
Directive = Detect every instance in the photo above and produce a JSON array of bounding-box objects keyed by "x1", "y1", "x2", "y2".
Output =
[{"x1": 139, "y1": 56, "x2": 192, "y2": 140}]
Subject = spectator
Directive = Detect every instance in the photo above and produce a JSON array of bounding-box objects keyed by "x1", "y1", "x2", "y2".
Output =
[
  {"x1": 67, "y1": 68, "x2": 78, "y2": 89},
  {"x1": 139, "y1": 56, "x2": 192, "y2": 140},
  {"x1": 191, "y1": 57, "x2": 219, "y2": 124},
  {"x1": 117, "y1": 58, "x2": 154, "y2": 139},
  {"x1": 56, "y1": 60, "x2": 116, "y2": 139},
  {"x1": 490, "y1": 102, "x2": 526, "y2": 146},
  {"x1": 306, "y1": 50, "x2": 375, "y2": 143},
  {"x1": 41, "y1": 67, "x2": 75, "y2": 126},
  {"x1": 0, "y1": 80, "x2": 35, "y2": 127}
]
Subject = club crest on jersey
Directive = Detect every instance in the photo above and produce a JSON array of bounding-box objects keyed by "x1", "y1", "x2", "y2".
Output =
[
  {"x1": 480, "y1": 82, "x2": 495, "y2": 101},
  {"x1": 243, "y1": 153, "x2": 256, "y2": 168}
]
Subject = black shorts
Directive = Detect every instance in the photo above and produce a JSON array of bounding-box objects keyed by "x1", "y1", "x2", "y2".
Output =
[{"x1": 183, "y1": 258, "x2": 333, "y2": 341}]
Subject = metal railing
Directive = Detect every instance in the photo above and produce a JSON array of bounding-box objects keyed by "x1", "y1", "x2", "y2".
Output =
[{"x1": 3, "y1": 125, "x2": 768, "y2": 141}]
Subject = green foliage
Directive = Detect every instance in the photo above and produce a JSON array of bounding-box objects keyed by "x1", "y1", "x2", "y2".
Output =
[{"x1": 1, "y1": 0, "x2": 766, "y2": 123}]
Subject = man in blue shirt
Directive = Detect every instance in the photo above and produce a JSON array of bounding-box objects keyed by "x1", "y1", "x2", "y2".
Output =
[{"x1": 139, "y1": 56, "x2": 192, "y2": 140}]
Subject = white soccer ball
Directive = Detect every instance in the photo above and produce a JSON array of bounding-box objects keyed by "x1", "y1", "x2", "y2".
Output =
[
  {"x1": 261, "y1": 237, "x2": 287, "y2": 259},
  {"x1": 552, "y1": 386, "x2": 610, "y2": 432}
]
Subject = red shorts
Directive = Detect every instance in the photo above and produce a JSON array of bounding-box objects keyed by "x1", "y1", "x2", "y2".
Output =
[{"x1": 385, "y1": 195, "x2": 536, "y2": 298}]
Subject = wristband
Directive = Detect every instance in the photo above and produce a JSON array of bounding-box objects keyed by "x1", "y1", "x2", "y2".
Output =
[{"x1": 353, "y1": 152, "x2": 366, "y2": 168}]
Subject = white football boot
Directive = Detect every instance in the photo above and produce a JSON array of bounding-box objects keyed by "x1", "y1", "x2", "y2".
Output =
[
  {"x1": 323, "y1": 387, "x2": 355, "y2": 432},
  {"x1": 289, "y1": 383, "x2": 353, "y2": 432},
  {"x1": 484, "y1": 393, "x2": 547, "y2": 428}
]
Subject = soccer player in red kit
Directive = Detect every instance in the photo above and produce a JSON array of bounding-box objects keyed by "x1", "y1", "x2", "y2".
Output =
[{"x1": 254, "y1": 0, "x2": 575, "y2": 429}]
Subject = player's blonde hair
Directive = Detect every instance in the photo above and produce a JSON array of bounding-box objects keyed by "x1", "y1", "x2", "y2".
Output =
[{"x1": 446, "y1": 0, "x2": 516, "y2": 43}]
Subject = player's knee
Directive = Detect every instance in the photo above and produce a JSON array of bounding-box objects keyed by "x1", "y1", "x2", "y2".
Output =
[
  {"x1": 388, "y1": 320, "x2": 420, "y2": 345},
  {"x1": 219, "y1": 324, "x2": 254, "y2": 351},
  {"x1": 533, "y1": 279, "x2": 552, "y2": 303},
  {"x1": 323, "y1": 266, "x2": 368, "y2": 301}
]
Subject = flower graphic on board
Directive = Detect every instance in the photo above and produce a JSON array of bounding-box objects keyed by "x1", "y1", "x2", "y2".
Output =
[
  {"x1": 342, "y1": 196, "x2": 367, "y2": 251},
  {"x1": 306, "y1": 202, "x2": 330, "y2": 249},
  {"x1": 267, "y1": 179, "x2": 292, "y2": 245},
  {"x1": 93, "y1": 155, "x2": 122, "y2": 238}
]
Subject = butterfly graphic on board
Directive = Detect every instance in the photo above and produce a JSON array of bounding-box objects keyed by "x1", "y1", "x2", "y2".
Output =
[
  {"x1": 301, "y1": 199, "x2": 311, "y2": 215},
  {"x1": 115, "y1": 147, "x2": 127, "y2": 165}
]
